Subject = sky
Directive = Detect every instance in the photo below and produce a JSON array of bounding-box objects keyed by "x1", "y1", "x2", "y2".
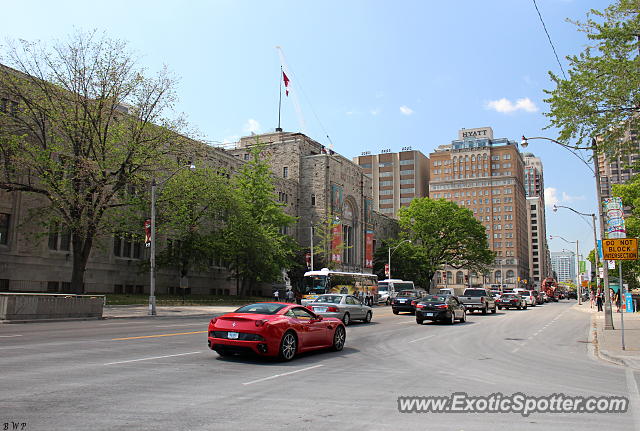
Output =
[{"x1": 0, "y1": 0, "x2": 611, "y2": 261}]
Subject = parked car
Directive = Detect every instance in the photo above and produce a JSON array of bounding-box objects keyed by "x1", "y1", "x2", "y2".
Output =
[
  {"x1": 208, "y1": 302, "x2": 346, "y2": 361},
  {"x1": 496, "y1": 293, "x2": 527, "y2": 310},
  {"x1": 415, "y1": 294, "x2": 466, "y2": 324},
  {"x1": 520, "y1": 290, "x2": 537, "y2": 307},
  {"x1": 306, "y1": 294, "x2": 372, "y2": 325},
  {"x1": 377, "y1": 279, "x2": 415, "y2": 305},
  {"x1": 392, "y1": 289, "x2": 427, "y2": 314},
  {"x1": 531, "y1": 290, "x2": 543, "y2": 305},
  {"x1": 458, "y1": 288, "x2": 497, "y2": 314}
]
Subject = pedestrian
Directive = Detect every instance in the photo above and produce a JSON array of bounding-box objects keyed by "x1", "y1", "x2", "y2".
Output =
[
  {"x1": 286, "y1": 289, "x2": 294, "y2": 303},
  {"x1": 273, "y1": 289, "x2": 279, "y2": 302},
  {"x1": 596, "y1": 290, "x2": 603, "y2": 312},
  {"x1": 590, "y1": 289, "x2": 595, "y2": 309}
]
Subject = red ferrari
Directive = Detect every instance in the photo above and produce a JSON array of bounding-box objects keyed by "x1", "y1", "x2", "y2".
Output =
[{"x1": 207, "y1": 302, "x2": 346, "y2": 361}]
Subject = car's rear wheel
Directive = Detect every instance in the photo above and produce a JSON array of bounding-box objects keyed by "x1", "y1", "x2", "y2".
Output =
[
  {"x1": 449, "y1": 312, "x2": 456, "y2": 325},
  {"x1": 392, "y1": 309, "x2": 399, "y2": 315},
  {"x1": 331, "y1": 325, "x2": 346, "y2": 351},
  {"x1": 497, "y1": 306, "x2": 502, "y2": 310},
  {"x1": 342, "y1": 313, "x2": 351, "y2": 326},
  {"x1": 517, "y1": 305, "x2": 522, "y2": 310},
  {"x1": 416, "y1": 317, "x2": 424, "y2": 325},
  {"x1": 279, "y1": 331, "x2": 297, "y2": 361},
  {"x1": 459, "y1": 310, "x2": 466, "y2": 322},
  {"x1": 364, "y1": 311, "x2": 372, "y2": 323},
  {"x1": 491, "y1": 305, "x2": 497, "y2": 314}
]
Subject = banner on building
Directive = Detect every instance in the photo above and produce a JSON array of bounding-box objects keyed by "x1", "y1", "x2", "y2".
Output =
[
  {"x1": 365, "y1": 230, "x2": 374, "y2": 268},
  {"x1": 331, "y1": 184, "x2": 344, "y2": 215},
  {"x1": 579, "y1": 261, "x2": 586, "y2": 273},
  {"x1": 331, "y1": 221, "x2": 343, "y2": 263},
  {"x1": 144, "y1": 219, "x2": 152, "y2": 248},
  {"x1": 604, "y1": 197, "x2": 626, "y2": 239}
]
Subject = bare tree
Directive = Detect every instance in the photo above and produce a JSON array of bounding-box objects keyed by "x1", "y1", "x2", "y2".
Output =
[{"x1": 0, "y1": 30, "x2": 189, "y2": 293}]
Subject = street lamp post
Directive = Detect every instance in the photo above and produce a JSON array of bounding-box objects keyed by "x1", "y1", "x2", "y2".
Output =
[
  {"x1": 522, "y1": 136, "x2": 613, "y2": 328},
  {"x1": 148, "y1": 162, "x2": 196, "y2": 316},
  {"x1": 388, "y1": 239, "x2": 411, "y2": 280},
  {"x1": 553, "y1": 204, "x2": 600, "y2": 305},
  {"x1": 551, "y1": 235, "x2": 581, "y2": 305}
]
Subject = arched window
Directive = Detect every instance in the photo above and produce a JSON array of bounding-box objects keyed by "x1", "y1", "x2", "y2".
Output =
[
  {"x1": 465, "y1": 155, "x2": 469, "y2": 163},
  {"x1": 494, "y1": 270, "x2": 502, "y2": 283},
  {"x1": 506, "y1": 270, "x2": 515, "y2": 283},
  {"x1": 435, "y1": 272, "x2": 442, "y2": 284},
  {"x1": 446, "y1": 271, "x2": 453, "y2": 284},
  {"x1": 341, "y1": 201, "x2": 357, "y2": 265},
  {"x1": 456, "y1": 271, "x2": 464, "y2": 284},
  {"x1": 471, "y1": 271, "x2": 478, "y2": 282},
  {"x1": 471, "y1": 155, "x2": 476, "y2": 162}
]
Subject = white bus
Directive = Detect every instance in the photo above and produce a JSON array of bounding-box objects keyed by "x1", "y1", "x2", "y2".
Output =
[
  {"x1": 377, "y1": 279, "x2": 415, "y2": 304},
  {"x1": 302, "y1": 268, "x2": 378, "y2": 306}
]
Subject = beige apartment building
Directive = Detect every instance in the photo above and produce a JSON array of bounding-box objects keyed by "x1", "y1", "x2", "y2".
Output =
[
  {"x1": 352, "y1": 149, "x2": 430, "y2": 219},
  {"x1": 429, "y1": 127, "x2": 530, "y2": 290}
]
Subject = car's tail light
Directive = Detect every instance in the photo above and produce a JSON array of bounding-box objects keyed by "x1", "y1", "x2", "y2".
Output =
[
  {"x1": 411, "y1": 300, "x2": 417, "y2": 306},
  {"x1": 210, "y1": 317, "x2": 218, "y2": 325},
  {"x1": 255, "y1": 319, "x2": 268, "y2": 327},
  {"x1": 306, "y1": 305, "x2": 314, "y2": 310},
  {"x1": 416, "y1": 303, "x2": 425, "y2": 309},
  {"x1": 435, "y1": 304, "x2": 448, "y2": 309},
  {"x1": 326, "y1": 306, "x2": 339, "y2": 312}
]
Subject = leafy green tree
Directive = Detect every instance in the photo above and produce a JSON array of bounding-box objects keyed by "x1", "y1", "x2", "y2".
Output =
[
  {"x1": 153, "y1": 167, "x2": 234, "y2": 283},
  {"x1": 544, "y1": 1, "x2": 640, "y2": 150},
  {"x1": 0, "y1": 31, "x2": 187, "y2": 293},
  {"x1": 372, "y1": 238, "x2": 433, "y2": 290},
  {"x1": 222, "y1": 144, "x2": 297, "y2": 295},
  {"x1": 396, "y1": 198, "x2": 494, "y2": 286}
]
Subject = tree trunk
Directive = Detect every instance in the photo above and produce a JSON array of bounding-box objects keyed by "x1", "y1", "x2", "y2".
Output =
[{"x1": 70, "y1": 233, "x2": 94, "y2": 294}]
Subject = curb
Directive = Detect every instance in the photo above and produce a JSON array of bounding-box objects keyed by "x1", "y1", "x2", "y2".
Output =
[
  {"x1": 590, "y1": 313, "x2": 640, "y2": 370},
  {"x1": 0, "y1": 316, "x2": 103, "y2": 325}
]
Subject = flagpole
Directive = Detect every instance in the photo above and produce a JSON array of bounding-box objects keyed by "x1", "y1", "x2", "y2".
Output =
[{"x1": 276, "y1": 66, "x2": 283, "y2": 132}]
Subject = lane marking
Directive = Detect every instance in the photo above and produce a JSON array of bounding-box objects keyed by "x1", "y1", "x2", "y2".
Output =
[
  {"x1": 104, "y1": 351, "x2": 202, "y2": 365},
  {"x1": 395, "y1": 321, "x2": 415, "y2": 325},
  {"x1": 242, "y1": 364, "x2": 324, "y2": 386},
  {"x1": 409, "y1": 335, "x2": 436, "y2": 344},
  {"x1": 511, "y1": 308, "x2": 570, "y2": 354},
  {"x1": 112, "y1": 331, "x2": 207, "y2": 341},
  {"x1": 0, "y1": 335, "x2": 23, "y2": 338},
  {"x1": 626, "y1": 367, "x2": 640, "y2": 431}
]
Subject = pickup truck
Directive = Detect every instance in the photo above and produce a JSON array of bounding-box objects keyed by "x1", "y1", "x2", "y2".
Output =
[{"x1": 458, "y1": 288, "x2": 497, "y2": 314}]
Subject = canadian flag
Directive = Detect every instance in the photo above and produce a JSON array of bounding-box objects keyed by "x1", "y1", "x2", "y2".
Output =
[{"x1": 282, "y1": 70, "x2": 290, "y2": 96}]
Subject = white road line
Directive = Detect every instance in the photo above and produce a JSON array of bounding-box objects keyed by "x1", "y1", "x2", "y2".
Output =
[
  {"x1": 242, "y1": 364, "x2": 324, "y2": 386},
  {"x1": 409, "y1": 335, "x2": 435, "y2": 344},
  {"x1": 103, "y1": 351, "x2": 202, "y2": 365},
  {"x1": 626, "y1": 367, "x2": 640, "y2": 431},
  {"x1": 0, "y1": 335, "x2": 23, "y2": 338},
  {"x1": 395, "y1": 321, "x2": 415, "y2": 325}
]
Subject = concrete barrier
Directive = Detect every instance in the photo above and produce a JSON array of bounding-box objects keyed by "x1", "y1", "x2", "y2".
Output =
[{"x1": 0, "y1": 293, "x2": 104, "y2": 321}]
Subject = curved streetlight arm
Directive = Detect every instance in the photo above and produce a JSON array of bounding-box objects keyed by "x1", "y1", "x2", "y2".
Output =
[
  {"x1": 388, "y1": 239, "x2": 411, "y2": 280},
  {"x1": 553, "y1": 204, "x2": 594, "y2": 218},
  {"x1": 522, "y1": 136, "x2": 595, "y2": 173}
]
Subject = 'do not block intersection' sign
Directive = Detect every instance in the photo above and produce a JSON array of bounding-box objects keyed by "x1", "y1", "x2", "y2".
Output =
[{"x1": 602, "y1": 238, "x2": 638, "y2": 261}]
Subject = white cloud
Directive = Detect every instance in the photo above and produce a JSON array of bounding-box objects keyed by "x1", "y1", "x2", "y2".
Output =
[
  {"x1": 370, "y1": 108, "x2": 381, "y2": 116},
  {"x1": 243, "y1": 119, "x2": 261, "y2": 134},
  {"x1": 545, "y1": 187, "x2": 586, "y2": 208},
  {"x1": 399, "y1": 105, "x2": 414, "y2": 115},
  {"x1": 485, "y1": 97, "x2": 538, "y2": 114},
  {"x1": 545, "y1": 187, "x2": 559, "y2": 207}
]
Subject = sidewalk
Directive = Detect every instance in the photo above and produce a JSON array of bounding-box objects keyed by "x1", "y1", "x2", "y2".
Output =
[
  {"x1": 577, "y1": 302, "x2": 640, "y2": 370},
  {"x1": 103, "y1": 304, "x2": 238, "y2": 319}
]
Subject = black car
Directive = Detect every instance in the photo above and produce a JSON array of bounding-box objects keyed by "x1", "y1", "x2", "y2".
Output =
[
  {"x1": 496, "y1": 293, "x2": 527, "y2": 310},
  {"x1": 415, "y1": 294, "x2": 466, "y2": 324},
  {"x1": 392, "y1": 289, "x2": 427, "y2": 314}
]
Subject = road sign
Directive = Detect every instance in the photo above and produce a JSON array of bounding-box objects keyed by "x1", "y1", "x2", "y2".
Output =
[{"x1": 602, "y1": 238, "x2": 638, "y2": 261}]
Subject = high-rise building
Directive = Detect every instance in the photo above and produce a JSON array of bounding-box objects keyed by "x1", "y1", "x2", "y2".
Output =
[
  {"x1": 551, "y1": 251, "x2": 576, "y2": 283},
  {"x1": 353, "y1": 149, "x2": 430, "y2": 219},
  {"x1": 597, "y1": 122, "x2": 640, "y2": 202},
  {"x1": 429, "y1": 127, "x2": 530, "y2": 289},
  {"x1": 523, "y1": 153, "x2": 552, "y2": 289}
]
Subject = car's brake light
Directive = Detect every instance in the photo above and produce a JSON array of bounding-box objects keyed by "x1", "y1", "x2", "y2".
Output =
[
  {"x1": 326, "y1": 306, "x2": 339, "y2": 312},
  {"x1": 210, "y1": 317, "x2": 217, "y2": 325},
  {"x1": 306, "y1": 305, "x2": 313, "y2": 310},
  {"x1": 416, "y1": 303, "x2": 425, "y2": 309},
  {"x1": 435, "y1": 304, "x2": 448, "y2": 309},
  {"x1": 255, "y1": 319, "x2": 268, "y2": 327}
]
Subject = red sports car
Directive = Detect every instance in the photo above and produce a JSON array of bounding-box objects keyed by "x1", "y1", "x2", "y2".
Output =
[{"x1": 207, "y1": 302, "x2": 346, "y2": 361}]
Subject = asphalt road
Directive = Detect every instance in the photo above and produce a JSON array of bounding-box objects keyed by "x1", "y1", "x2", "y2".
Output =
[{"x1": 1, "y1": 301, "x2": 638, "y2": 431}]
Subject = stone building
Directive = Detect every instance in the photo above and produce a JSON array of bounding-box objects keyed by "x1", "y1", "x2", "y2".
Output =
[{"x1": 227, "y1": 131, "x2": 398, "y2": 274}]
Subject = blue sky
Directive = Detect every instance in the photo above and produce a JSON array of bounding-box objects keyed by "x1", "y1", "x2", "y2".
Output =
[{"x1": 0, "y1": 0, "x2": 610, "y2": 260}]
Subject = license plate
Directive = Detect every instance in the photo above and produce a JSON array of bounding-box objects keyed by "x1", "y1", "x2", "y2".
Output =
[
  {"x1": 313, "y1": 307, "x2": 327, "y2": 313},
  {"x1": 399, "y1": 299, "x2": 406, "y2": 303},
  {"x1": 227, "y1": 332, "x2": 239, "y2": 339},
  {"x1": 426, "y1": 313, "x2": 433, "y2": 316}
]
